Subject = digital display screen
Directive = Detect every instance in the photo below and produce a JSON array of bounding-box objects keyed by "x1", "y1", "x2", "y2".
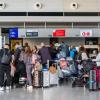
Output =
[
  {"x1": 9, "y1": 28, "x2": 18, "y2": 38},
  {"x1": 26, "y1": 32, "x2": 38, "y2": 37},
  {"x1": 53, "y1": 30, "x2": 65, "y2": 37}
]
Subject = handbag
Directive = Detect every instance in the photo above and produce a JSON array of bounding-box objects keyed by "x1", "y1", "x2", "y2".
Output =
[
  {"x1": 11, "y1": 63, "x2": 16, "y2": 77},
  {"x1": 1, "y1": 49, "x2": 11, "y2": 64},
  {"x1": 34, "y1": 62, "x2": 42, "y2": 71}
]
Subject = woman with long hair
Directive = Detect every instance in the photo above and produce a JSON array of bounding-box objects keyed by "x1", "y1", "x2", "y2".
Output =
[
  {"x1": 32, "y1": 45, "x2": 41, "y2": 68},
  {"x1": 23, "y1": 46, "x2": 33, "y2": 90},
  {"x1": 79, "y1": 46, "x2": 88, "y2": 60}
]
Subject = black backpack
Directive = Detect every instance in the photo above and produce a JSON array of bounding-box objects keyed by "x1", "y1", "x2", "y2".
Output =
[
  {"x1": 1, "y1": 49, "x2": 12, "y2": 64},
  {"x1": 14, "y1": 48, "x2": 21, "y2": 62},
  {"x1": 75, "y1": 52, "x2": 82, "y2": 60}
]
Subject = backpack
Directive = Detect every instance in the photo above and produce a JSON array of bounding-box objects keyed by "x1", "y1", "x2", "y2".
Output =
[
  {"x1": 76, "y1": 52, "x2": 82, "y2": 60},
  {"x1": 1, "y1": 49, "x2": 11, "y2": 64},
  {"x1": 73, "y1": 50, "x2": 78, "y2": 59},
  {"x1": 14, "y1": 48, "x2": 21, "y2": 62}
]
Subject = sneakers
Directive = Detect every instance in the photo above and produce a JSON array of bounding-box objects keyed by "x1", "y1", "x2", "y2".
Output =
[
  {"x1": 0, "y1": 87, "x2": 4, "y2": 91},
  {"x1": 27, "y1": 86, "x2": 33, "y2": 91},
  {"x1": 0, "y1": 86, "x2": 11, "y2": 91},
  {"x1": 6, "y1": 86, "x2": 11, "y2": 90}
]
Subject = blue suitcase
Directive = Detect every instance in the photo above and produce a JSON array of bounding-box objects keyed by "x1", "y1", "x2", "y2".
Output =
[{"x1": 89, "y1": 70, "x2": 97, "y2": 90}]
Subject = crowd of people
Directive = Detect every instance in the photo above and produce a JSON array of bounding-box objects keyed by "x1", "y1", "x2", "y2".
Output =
[
  {"x1": 0, "y1": 41, "x2": 100, "y2": 91},
  {"x1": 0, "y1": 42, "x2": 51, "y2": 91}
]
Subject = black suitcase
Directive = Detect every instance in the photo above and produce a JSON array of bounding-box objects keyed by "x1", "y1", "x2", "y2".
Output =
[
  {"x1": 89, "y1": 70, "x2": 97, "y2": 90},
  {"x1": 33, "y1": 70, "x2": 42, "y2": 88}
]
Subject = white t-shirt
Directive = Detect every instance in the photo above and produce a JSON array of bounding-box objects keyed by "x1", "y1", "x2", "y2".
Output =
[
  {"x1": 81, "y1": 52, "x2": 88, "y2": 60},
  {"x1": 96, "y1": 53, "x2": 100, "y2": 66},
  {"x1": 96, "y1": 53, "x2": 100, "y2": 61}
]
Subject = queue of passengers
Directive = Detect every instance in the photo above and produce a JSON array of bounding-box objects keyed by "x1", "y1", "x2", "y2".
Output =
[{"x1": 0, "y1": 41, "x2": 100, "y2": 91}]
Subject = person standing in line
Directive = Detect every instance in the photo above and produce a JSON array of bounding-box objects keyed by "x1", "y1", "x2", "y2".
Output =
[
  {"x1": 13, "y1": 42, "x2": 22, "y2": 86},
  {"x1": 0, "y1": 44, "x2": 12, "y2": 91},
  {"x1": 96, "y1": 45, "x2": 100, "y2": 67},
  {"x1": 14, "y1": 42, "x2": 22, "y2": 63},
  {"x1": 49, "y1": 43, "x2": 58, "y2": 60},
  {"x1": 79, "y1": 46, "x2": 88, "y2": 61},
  {"x1": 32, "y1": 45, "x2": 41, "y2": 69},
  {"x1": 70, "y1": 45, "x2": 77, "y2": 60},
  {"x1": 22, "y1": 46, "x2": 33, "y2": 90},
  {"x1": 23, "y1": 42, "x2": 30, "y2": 49},
  {"x1": 38, "y1": 43, "x2": 51, "y2": 68},
  {"x1": 59, "y1": 41, "x2": 69, "y2": 58}
]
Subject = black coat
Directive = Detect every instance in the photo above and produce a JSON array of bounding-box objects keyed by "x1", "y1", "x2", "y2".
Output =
[
  {"x1": 38, "y1": 47, "x2": 51, "y2": 64},
  {"x1": 14, "y1": 48, "x2": 21, "y2": 63},
  {"x1": 0, "y1": 48, "x2": 12, "y2": 65}
]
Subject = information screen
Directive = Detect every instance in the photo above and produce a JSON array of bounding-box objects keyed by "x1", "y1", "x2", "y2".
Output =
[
  {"x1": 9, "y1": 28, "x2": 18, "y2": 38},
  {"x1": 53, "y1": 30, "x2": 65, "y2": 37},
  {"x1": 26, "y1": 32, "x2": 38, "y2": 37}
]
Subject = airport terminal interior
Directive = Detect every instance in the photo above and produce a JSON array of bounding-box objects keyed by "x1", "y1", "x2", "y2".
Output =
[
  {"x1": 1, "y1": 82, "x2": 100, "y2": 100},
  {"x1": 0, "y1": 0, "x2": 100, "y2": 100}
]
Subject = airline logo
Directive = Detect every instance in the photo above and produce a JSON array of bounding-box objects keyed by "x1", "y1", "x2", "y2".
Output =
[{"x1": 80, "y1": 30, "x2": 92, "y2": 37}]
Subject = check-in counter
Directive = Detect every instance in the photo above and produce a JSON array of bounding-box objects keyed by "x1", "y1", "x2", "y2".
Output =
[{"x1": 84, "y1": 45, "x2": 99, "y2": 58}]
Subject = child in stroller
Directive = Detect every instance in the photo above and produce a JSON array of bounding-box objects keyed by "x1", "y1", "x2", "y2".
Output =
[{"x1": 58, "y1": 57, "x2": 78, "y2": 80}]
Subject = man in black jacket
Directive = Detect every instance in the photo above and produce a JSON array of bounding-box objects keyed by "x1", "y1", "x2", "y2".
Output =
[
  {"x1": 38, "y1": 43, "x2": 51, "y2": 68},
  {"x1": 13, "y1": 42, "x2": 22, "y2": 87},
  {"x1": 13, "y1": 42, "x2": 26, "y2": 87},
  {"x1": 0, "y1": 44, "x2": 12, "y2": 91}
]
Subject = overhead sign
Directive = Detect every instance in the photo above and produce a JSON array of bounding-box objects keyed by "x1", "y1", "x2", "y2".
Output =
[
  {"x1": 9, "y1": 28, "x2": 18, "y2": 38},
  {"x1": 80, "y1": 30, "x2": 92, "y2": 37},
  {"x1": 26, "y1": 29, "x2": 38, "y2": 37},
  {"x1": 53, "y1": 30, "x2": 65, "y2": 37}
]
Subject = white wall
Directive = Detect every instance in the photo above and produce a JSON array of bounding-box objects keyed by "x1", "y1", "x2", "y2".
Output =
[
  {"x1": 63, "y1": 0, "x2": 99, "y2": 12},
  {"x1": 0, "y1": 0, "x2": 99, "y2": 23},
  {"x1": 0, "y1": 0, "x2": 100, "y2": 12},
  {"x1": 18, "y1": 28, "x2": 100, "y2": 38}
]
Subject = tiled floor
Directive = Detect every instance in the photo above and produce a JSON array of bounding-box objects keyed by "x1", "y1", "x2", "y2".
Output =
[{"x1": 0, "y1": 82, "x2": 100, "y2": 100}]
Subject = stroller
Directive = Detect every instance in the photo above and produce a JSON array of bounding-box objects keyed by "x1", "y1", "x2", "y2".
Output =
[
  {"x1": 72, "y1": 59, "x2": 93, "y2": 87},
  {"x1": 58, "y1": 57, "x2": 78, "y2": 80}
]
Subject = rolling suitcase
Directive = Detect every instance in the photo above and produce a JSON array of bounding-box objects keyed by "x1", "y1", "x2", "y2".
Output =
[
  {"x1": 49, "y1": 72, "x2": 59, "y2": 86},
  {"x1": 98, "y1": 69, "x2": 100, "y2": 89},
  {"x1": 89, "y1": 70, "x2": 97, "y2": 90},
  {"x1": 33, "y1": 70, "x2": 42, "y2": 88},
  {"x1": 42, "y1": 68, "x2": 50, "y2": 87},
  {"x1": 49, "y1": 62, "x2": 59, "y2": 86},
  {"x1": 93, "y1": 67, "x2": 99, "y2": 90},
  {"x1": 48, "y1": 60, "x2": 59, "y2": 86}
]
